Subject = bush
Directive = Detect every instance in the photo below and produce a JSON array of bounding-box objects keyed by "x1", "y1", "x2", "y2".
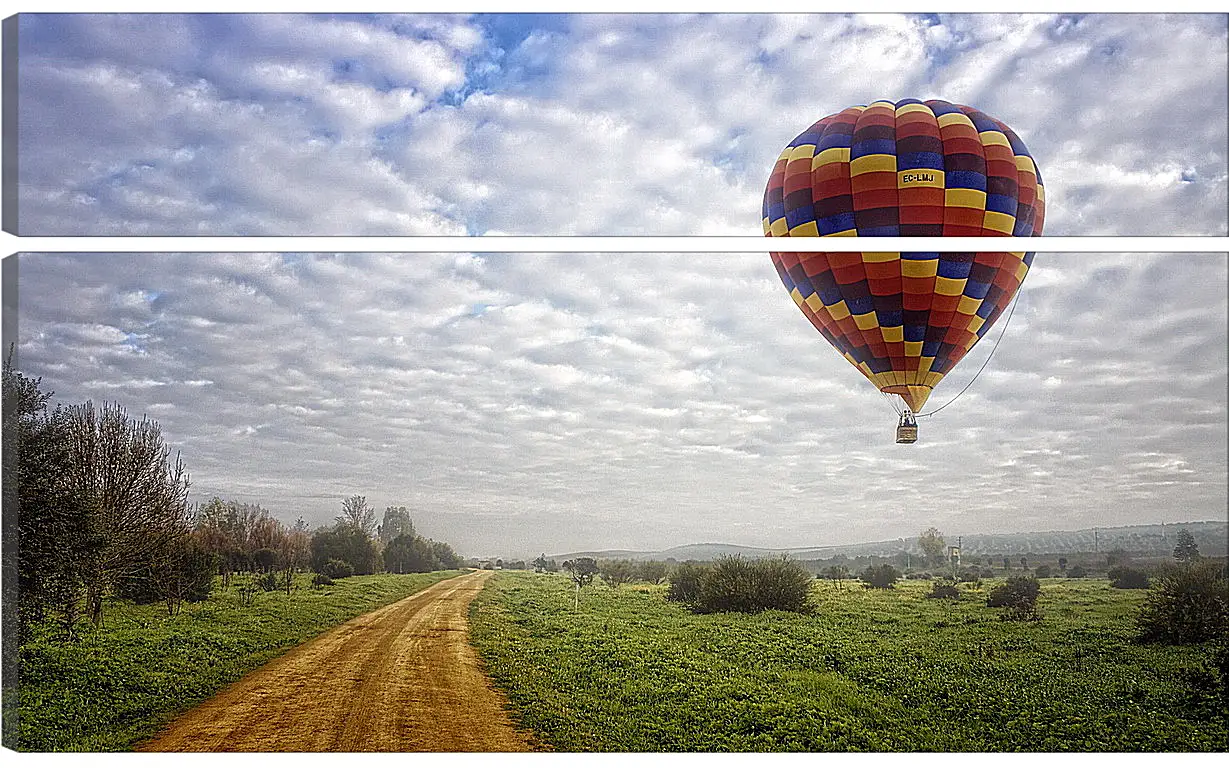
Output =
[
  {"x1": 321, "y1": 559, "x2": 354, "y2": 580},
  {"x1": 859, "y1": 564, "x2": 900, "y2": 589},
  {"x1": 927, "y1": 579, "x2": 960, "y2": 599},
  {"x1": 666, "y1": 562, "x2": 707, "y2": 605},
  {"x1": 980, "y1": 568, "x2": 996, "y2": 579},
  {"x1": 1068, "y1": 565, "x2": 1088, "y2": 578},
  {"x1": 1136, "y1": 560, "x2": 1229, "y2": 644},
  {"x1": 956, "y1": 569, "x2": 982, "y2": 584},
  {"x1": 312, "y1": 572, "x2": 334, "y2": 589},
  {"x1": 748, "y1": 557, "x2": 815, "y2": 613},
  {"x1": 253, "y1": 547, "x2": 279, "y2": 572},
  {"x1": 987, "y1": 575, "x2": 1041, "y2": 620},
  {"x1": 1034, "y1": 564, "x2": 1053, "y2": 579},
  {"x1": 257, "y1": 572, "x2": 279, "y2": 592},
  {"x1": 1109, "y1": 566, "x2": 1151, "y2": 589},
  {"x1": 669, "y1": 556, "x2": 814, "y2": 614}
]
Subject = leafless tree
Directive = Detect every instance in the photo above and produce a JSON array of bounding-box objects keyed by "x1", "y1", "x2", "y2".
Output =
[
  {"x1": 62, "y1": 401, "x2": 191, "y2": 626},
  {"x1": 337, "y1": 495, "x2": 378, "y2": 539}
]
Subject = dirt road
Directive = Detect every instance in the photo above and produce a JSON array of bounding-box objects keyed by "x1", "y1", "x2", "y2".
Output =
[{"x1": 140, "y1": 570, "x2": 536, "y2": 752}]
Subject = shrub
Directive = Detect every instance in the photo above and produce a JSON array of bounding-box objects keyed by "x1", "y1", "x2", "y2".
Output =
[
  {"x1": 1136, "y1": 560, "x2": 1229, "y2": 644},
  {"x1": 321, "y1": 559, "x2": 354, "y2": 580},
  {"x1": 257, "y1": 572, "x2": 279, "y2": 592},
  {"x1": 312, "y1": 572, "x2": 334, "y2": 589},
  {"x1": 980, "y1": 568, "x2": 996, "y2": 579},
  {"x1": 859, "y1": 564, "x2": 900, "y2": 589},
  {"x1": 1068, "y1": 565, "x2": 1088, "y2": 578},
  {"x1": 1034, "y1": 564, "x2": 1053, "y2": 579},
  {"x1": 598, "y1": 559, "x2": 637, "y2": 588},
  {"x1": 987, "y1": 575, "x2": 1041, "y2": 620},
  {"x1": 666, "y1": 561, "x2": 707, "y2": 605},
  {"x1": 956, "y1": 569, "x2": 982, "y2": 584},
  {"x1": 1109, "y1": 566, "x2": 1151, "y2": 590},
  {"x1": 927, "y1": 579, "x2": 960, "y2": 599},
  {"x1": 747, "y1": 556, "x2": 815, "y2": 613},
  {"x1": 669, "y1": 556, "x2": 814, "y2": 614}
]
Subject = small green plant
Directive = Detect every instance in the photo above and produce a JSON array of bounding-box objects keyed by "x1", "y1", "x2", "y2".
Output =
[
  {"x1": 312, "y1": 572, "x2": 334, "y2": 589},
  {"x1": 258, "y1": 572, "x2": 279, "y2": 592}
]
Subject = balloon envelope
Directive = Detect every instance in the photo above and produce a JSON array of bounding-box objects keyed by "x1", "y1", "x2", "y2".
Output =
[{"x1": 763, "y1": 99, "x2": 1044, "y2": 412}]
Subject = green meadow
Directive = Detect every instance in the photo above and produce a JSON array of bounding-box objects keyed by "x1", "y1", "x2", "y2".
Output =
[
  {"x1": 469, "y1": 571, "x2": 1227, "y2": 752},
  {"x1": 8, "y1": 571, "x2": 462, "y2": 752}
]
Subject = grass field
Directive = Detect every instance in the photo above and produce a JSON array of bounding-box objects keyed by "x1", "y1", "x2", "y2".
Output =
[
  {"x1": 469, "y1": 571, "x2": 1227, "y2": 752},
  {"x1": 7, "y1": 570, "x2": 463, "y2": 752}
]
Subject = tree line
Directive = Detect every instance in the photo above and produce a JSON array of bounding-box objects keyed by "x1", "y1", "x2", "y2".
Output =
[{"x1": 4, "y1": 353, "x2": 460, "y2": 643}]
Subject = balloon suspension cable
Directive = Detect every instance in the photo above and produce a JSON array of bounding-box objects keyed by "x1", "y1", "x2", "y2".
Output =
[{"x1": 917, "y1": 289, "x2": 1023, "y2": 419}]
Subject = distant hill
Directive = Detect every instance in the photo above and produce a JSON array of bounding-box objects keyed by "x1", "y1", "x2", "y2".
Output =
[{"x1": 550, "y1": 520, "x2": 1228, "y2": 563}]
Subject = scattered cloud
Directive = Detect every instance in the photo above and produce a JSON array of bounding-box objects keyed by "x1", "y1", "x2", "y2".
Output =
[
  {"x1": 13, "y1": 252, "x2": 1227, "y2": 556},
  {"x1": 16, "y1": 13, "x2": 1228, "y2": 235}
]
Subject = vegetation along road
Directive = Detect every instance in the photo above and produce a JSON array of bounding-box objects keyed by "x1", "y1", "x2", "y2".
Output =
[{"x1": 140, "y1": 570, "x2": 535, "y2": 752}]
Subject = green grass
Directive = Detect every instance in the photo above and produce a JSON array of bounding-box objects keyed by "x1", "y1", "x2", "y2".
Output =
[
  {"x1": 7, "y1": 570, "x2": 463, "y2": 752},
  {"x1": 469, "y1": 573, "x2": 1228, "y2": 752}
]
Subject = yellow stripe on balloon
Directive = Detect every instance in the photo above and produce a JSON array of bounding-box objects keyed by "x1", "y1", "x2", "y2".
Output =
[
  {"x1": 849, "y1": 154, "x2": 897, "y2": 175},
  {"x1": 945, "y1": 188, "x2": 987, "y2": 210},
  {"x1": 905, "y1": 341, "x2": 923, "y2": 357},
  {"x1": 788, "y1": 144, "x2": 817, "y2": 163},
  {"x1": 828, "y1": 301, "x2": 852, "y2": 321},
  {"x1": 862, "y1": 252, "x2": 900, "y2": 263},
  {"x1": 769, "y1": 218, "x2": 789, "y2": 236},
  {"x1": 935, "y1": 277, "x2": 967, "y2": 296},
  {"x1": 813, "y1": 147, "x2": 851, "y2": 168},
  {"x1": 804, "y1": 294, "x2": 824, "y2": 313},
  {"x1": 982, "y1": 211, "x2": 1017, "y2": 234},
  {"x1": 881, "y1": 326, "x2": 904, "y2": 343},
  {"x1": 978, "y1": 130, "x2": 1011, "y2": 148},
  {"x1": 936, "y1": 111, "x2": 975, "y2": 130},
  {"x1": 895, "y1": 103, "x2": 935, "y2": 117},
  {"x1": 901, "y1": 258, "x2": 939, "y2": 278},
  {"x1": 853, "y1": 312, "x2": 879, "y2": 330},
  {"x1": 788, "y1": 221, "x2": 820, "y2": 237},
  {"x1": 956, "y1": 295, "x2": 982, "y2": 315}
]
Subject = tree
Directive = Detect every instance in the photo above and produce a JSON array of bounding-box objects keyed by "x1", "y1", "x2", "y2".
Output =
[
  {"x1": 6, "y1": 356, "x2": 97, "y2": 638},
  {"x1": 637, "y1": 560, "x2": 667, "y2": 584},
  {"x1": 62, "y1": 400, "x2": 193, "y2": 627},
  {"x1": 859, "y1": 564, "x2": 900, "y2": 589},
  {"x1": 533, "y1": 554, "x2": 548, "y2": 573},
  {"x1": 337, "y1": 496, "x2": 378, "y2": 539},
  {"x1": 598, "y1": 559, "x2": 636, "y2": 588},
  {"x1": 1034, "y1": 564, "x2": 1053, "y2": 579},
  {"x1": 1068, "y1": 564, "x2": 1088, "y2": 578},
  {"x1": 562, "y1": 557, "x2": 599, "y2": 608},
  {"x1": 378, "y1": 506, "x2": 414, "y2": 544},
  {"x1": 823, "y1": 565, "x2": 851, "y2": 589},
  {"x1": 1058, "y1": 557, "x2": 1069, "y2": 573},
  {"x1": 666, "y1": 562, "x2": 707, "y2": 605},
  {"x1": 918, "y1": 527, "x2": 945, "y2": 566},
  {"x1": 311, "y1": 524, "x2": 378, "y2": 575},
  {"x1": 1173, "y1": 529, "x2": 1200, "y2": 563}
]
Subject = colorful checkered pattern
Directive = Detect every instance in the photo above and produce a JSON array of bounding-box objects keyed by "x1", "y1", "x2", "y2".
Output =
[{"x1": 763, "y1": 99, "x2": 1044, "y2": 412}]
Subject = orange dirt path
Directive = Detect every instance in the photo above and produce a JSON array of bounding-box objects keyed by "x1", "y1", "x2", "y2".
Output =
[{"x1": 139, "y1": 570, "x2": 536, "y2": 752}]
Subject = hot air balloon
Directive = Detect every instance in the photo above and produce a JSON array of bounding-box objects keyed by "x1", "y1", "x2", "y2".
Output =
[{"x1": 763, "y1": 99, "x2": 1044, "y2": 443}]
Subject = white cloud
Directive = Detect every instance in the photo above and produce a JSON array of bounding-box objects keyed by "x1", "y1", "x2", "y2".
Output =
[
  {"x1": 15, "y1": 13, "x2": 1227, "y2": 235},
  {"x1": 12, "y1": 252, "x2": 1227, "y2": 557}
]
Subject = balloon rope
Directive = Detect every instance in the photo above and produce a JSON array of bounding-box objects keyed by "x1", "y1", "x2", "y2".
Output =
[{"x1": 917, "y1": 289, "x2": 1023, "y2": 419}]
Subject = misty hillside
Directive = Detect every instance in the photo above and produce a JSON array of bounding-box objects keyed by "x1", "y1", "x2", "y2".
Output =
[{"x1": 550, "y1": 520, "x2": 1228, "y2": 563}]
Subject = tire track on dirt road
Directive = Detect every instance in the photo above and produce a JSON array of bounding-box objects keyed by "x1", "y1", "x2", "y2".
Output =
[{"x1": 139, "y1": 570, "x2": 537, "y2": 752}]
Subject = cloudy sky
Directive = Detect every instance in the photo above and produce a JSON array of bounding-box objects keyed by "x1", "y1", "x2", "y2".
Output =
[
  {"x1": 15, "y1": 12, "x2": 1229, "y2": 236},
  {"x1": 11, "y1": 251, "x2": 1227, "y2": 558}
]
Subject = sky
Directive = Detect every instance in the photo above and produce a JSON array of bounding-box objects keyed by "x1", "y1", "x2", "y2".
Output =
[
  {"x1": 15, "y1": 12, "x2": 1229, "y2": 236},
  {"x1": 11, "y1": 251, "x2": 1228, "y2": 558}
]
